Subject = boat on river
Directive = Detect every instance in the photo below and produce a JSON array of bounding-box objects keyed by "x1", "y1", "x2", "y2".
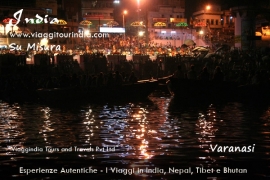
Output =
[
  {"x1": 167, "y1": 77, "x2": 238, "y2": 101},
  {"x1": 36, "y1": 79, "x2": 158, "y2": 103},
  {"x1": 168, "y1": 77, "x2": 270, "y2": 102}
]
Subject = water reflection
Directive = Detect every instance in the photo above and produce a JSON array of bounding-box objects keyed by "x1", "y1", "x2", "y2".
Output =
[
  {"x1": 0, "y1": 97, "x2": 269, "y2": 178},
  {"x1": 0, "y1": 102, "x2": 23, "y2": 158}
]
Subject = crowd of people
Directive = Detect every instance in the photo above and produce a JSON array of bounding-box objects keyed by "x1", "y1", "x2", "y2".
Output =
[
  {"x1": 0, "y1": 37, "x2": 270, "y2": 102},
  {"x1": 172, "y1": 47, "x2": 270, "y2": 87}
]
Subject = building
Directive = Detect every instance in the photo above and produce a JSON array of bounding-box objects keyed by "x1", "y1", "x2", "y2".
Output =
[
  {"x1": 145, "y1": 0, "x2": 189, "y2": 46},
  {"x1": 191, "y1": 4, "x2": 235, "y2": 46},
  {"x1": 56, "y1": 0, "x2": 81, "y2": 47},
  {"x1": 146, "y1": 0, "x2": 185, "y2": 29},
  {"x1": 59, "y1": 0, "x2": 81, "y2": 22},
  {"x1": 192, "y1": 5, "x2": 224, "y2": 32},
  {"x1": 192, "y1": 2, "x2": 270, "y2": 49},
  {"x1": 36, "y1": 0, "x2": 58, "y2": 16},
  {"x1": 81, "y1": 0, "x2": 115, "y2": 32}
]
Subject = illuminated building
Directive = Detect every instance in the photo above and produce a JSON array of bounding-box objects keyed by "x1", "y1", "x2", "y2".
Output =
[
  {"x1": 146, "y1": 0, "x2": 189, "y2": 46},
  {"x1": 81, "y1": 0, "x2": 115, "y2": 32}
]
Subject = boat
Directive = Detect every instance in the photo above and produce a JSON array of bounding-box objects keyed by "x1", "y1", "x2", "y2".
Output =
[
  {"x1": 167, "y1": 77, "x2": 238, "y2": 101},
  {"x1": 36, "y1": 79, "x2": 158, "y2": 104},
  {"x1": 237, "y1": 83, "x2": 270, "y2": 102}
]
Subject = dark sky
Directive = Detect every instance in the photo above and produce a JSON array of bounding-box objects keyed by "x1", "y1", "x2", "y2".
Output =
[
  {"x1": 1, "y1": 0, "x2": 268, "y2": 21},
  {"x1": 120, "y1": 0, "x2": 267, "y2": 20}
]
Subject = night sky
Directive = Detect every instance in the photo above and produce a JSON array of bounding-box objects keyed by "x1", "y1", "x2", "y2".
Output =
[
  {"x1": 120, "y1": 0, "x2": 267, "y2": 20},
  {"x1": 0, "y1": 0, "x2": 268, "y2": 21}
]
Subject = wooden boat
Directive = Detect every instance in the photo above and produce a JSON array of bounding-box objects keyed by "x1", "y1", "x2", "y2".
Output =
[
  {"x1": 167, "y1": 77, "x2": 238, "y2": 101},
  {"x1": 36, "y1": 86, "x2": 81, "y2": 103},
  {"x1": 237, "y1": 84, "x2": 270, "y2": 102},
  {"x1": 36, "y1": 79, "x2": 158, "y2": 103}
]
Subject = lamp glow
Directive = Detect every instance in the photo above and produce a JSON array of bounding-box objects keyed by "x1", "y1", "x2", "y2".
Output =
[{"x1": 138, "y1": 31, "x2": 144, "y2": 36}]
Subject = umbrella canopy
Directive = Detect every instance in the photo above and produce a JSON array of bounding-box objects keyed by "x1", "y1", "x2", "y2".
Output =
[
  {"x1": 3, "y1": 18, "x2": 17, "y2": 24},
  {"x1": 181, "y1": 44, "x2": 188, "y2": 48},
  {"x1": 192, "y1": 46, "x2": 209, "y2": 52},
  {"x1": 175, "y1": 22, "x2": 188, "y2": 27},
  {"x1": 154, "y1": 22, "x2": 166, "y2": 27},
  {"x1": 130, "y1": 21, "x2": 144, "y2": 27},
  {"x1": 184, "y1": 39, "x2": 195, "y2": 46},
  {"x1": 53, "y1": 19, "x2": 67, "y2": 25},
  {"x1": 107, "y1": 20, "x2": 119, "y2": 27},
  {"x1": 80, "y1": 20, "x2": 92, "y2": 26},
  {"x1": 204, "y1": 53, "x2": 222, "y2": 59},
  {"x1": 215, "y1": 44, "x2": 231, "y2": 53}
]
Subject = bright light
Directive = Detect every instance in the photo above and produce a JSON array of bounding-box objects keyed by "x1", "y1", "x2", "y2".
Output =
[
  {"x1": 100, "y1": 27, "x2": 125, "y2": 33},
  {"x1": 40, "y1": 38, "x2": 48, "y2": 46},
  {"x1": 123, "y1": 10, "x2": 127, "y2": 15},
  {"x1": 199, "y1": 30, "x2": 204, "y2": 35},
  {"x1": 161, "y1": 31, "x2": 166, "y2": 34},
  {"x1": 138, "y1": 31, "x2": 144, "y2": 36},
  {"x1": 171, "y1": 31, "x2": 176, "y2": 33},
  {"x1": 85, "y1": 30, "x2": 90, "y2": 35},
  {"x1": 206, "y1": 5, "x2": 211, "y2": 10},
  {"x1": 113, "y1": 0, "x2": 120, "y2": 3}
]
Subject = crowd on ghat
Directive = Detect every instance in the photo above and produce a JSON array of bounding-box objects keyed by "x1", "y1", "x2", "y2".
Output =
[
  {"x1": 171, "y1": 47, "x2": 270, "y2": 86},
  {"x1": 0, "y1": 36, "x2": 270, "y2": 101}
]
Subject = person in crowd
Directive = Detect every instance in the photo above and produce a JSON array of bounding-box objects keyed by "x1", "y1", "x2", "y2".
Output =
[
  {"x1": 46, "y1": 77, "x2": 58, "y2": 89},
  {"x1": 70, "y1": 73, "x2": 80, "y2": 87},
  {"x1": 97, "y1": 72, "x2": 105, "y2": 87},
  {"x1": 212, "y1": 66, "x2": 224, "y2": 82},
  {"x1": 173, "y1": 65, "x2": 185, "y2": 79},
  {"x1": 128, "y1": 71, "x2": 138, "y2": 84},
  {"x1": 114, "y1": 71, "x2": 123, "y2": 86},
  {"x1": 187, "y1": 65, "x2": 197, "y2": 80},
  {"x1": 59, "y1": 74, "x2": 70, "y2": 87},
  {"x1": 106, "y1": 72, "x2": 114, "y2": 87},
  {"x1": 251, "y1": 71, "x2": 262, "y2": 85},
  {"x1": 198, "y1": 66, "x2": 210, "y2": 81}
]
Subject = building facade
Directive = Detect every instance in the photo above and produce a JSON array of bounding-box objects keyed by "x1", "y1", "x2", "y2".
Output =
[
  {"x1": 81, "y1": 0, "x2": 115, "y2": 32},
  {"x1": 192, "y1": 4, "x2": 235, "y2": 46},
  {"x1": 36, "y1": 0, "x2": 58, "y2": 16},
  {"x1": 147, "y1": 0, "x2": 186, "y2": 43}
]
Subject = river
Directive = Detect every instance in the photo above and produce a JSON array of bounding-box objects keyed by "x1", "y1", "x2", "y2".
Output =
[{"x1": 0, "y1": 92, "x2": 269, "y2": 179}]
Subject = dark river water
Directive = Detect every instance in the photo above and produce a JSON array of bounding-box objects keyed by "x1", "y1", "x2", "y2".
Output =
[{"x1": 0, "y1": 92, "x2": 269, "y2": 179}]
